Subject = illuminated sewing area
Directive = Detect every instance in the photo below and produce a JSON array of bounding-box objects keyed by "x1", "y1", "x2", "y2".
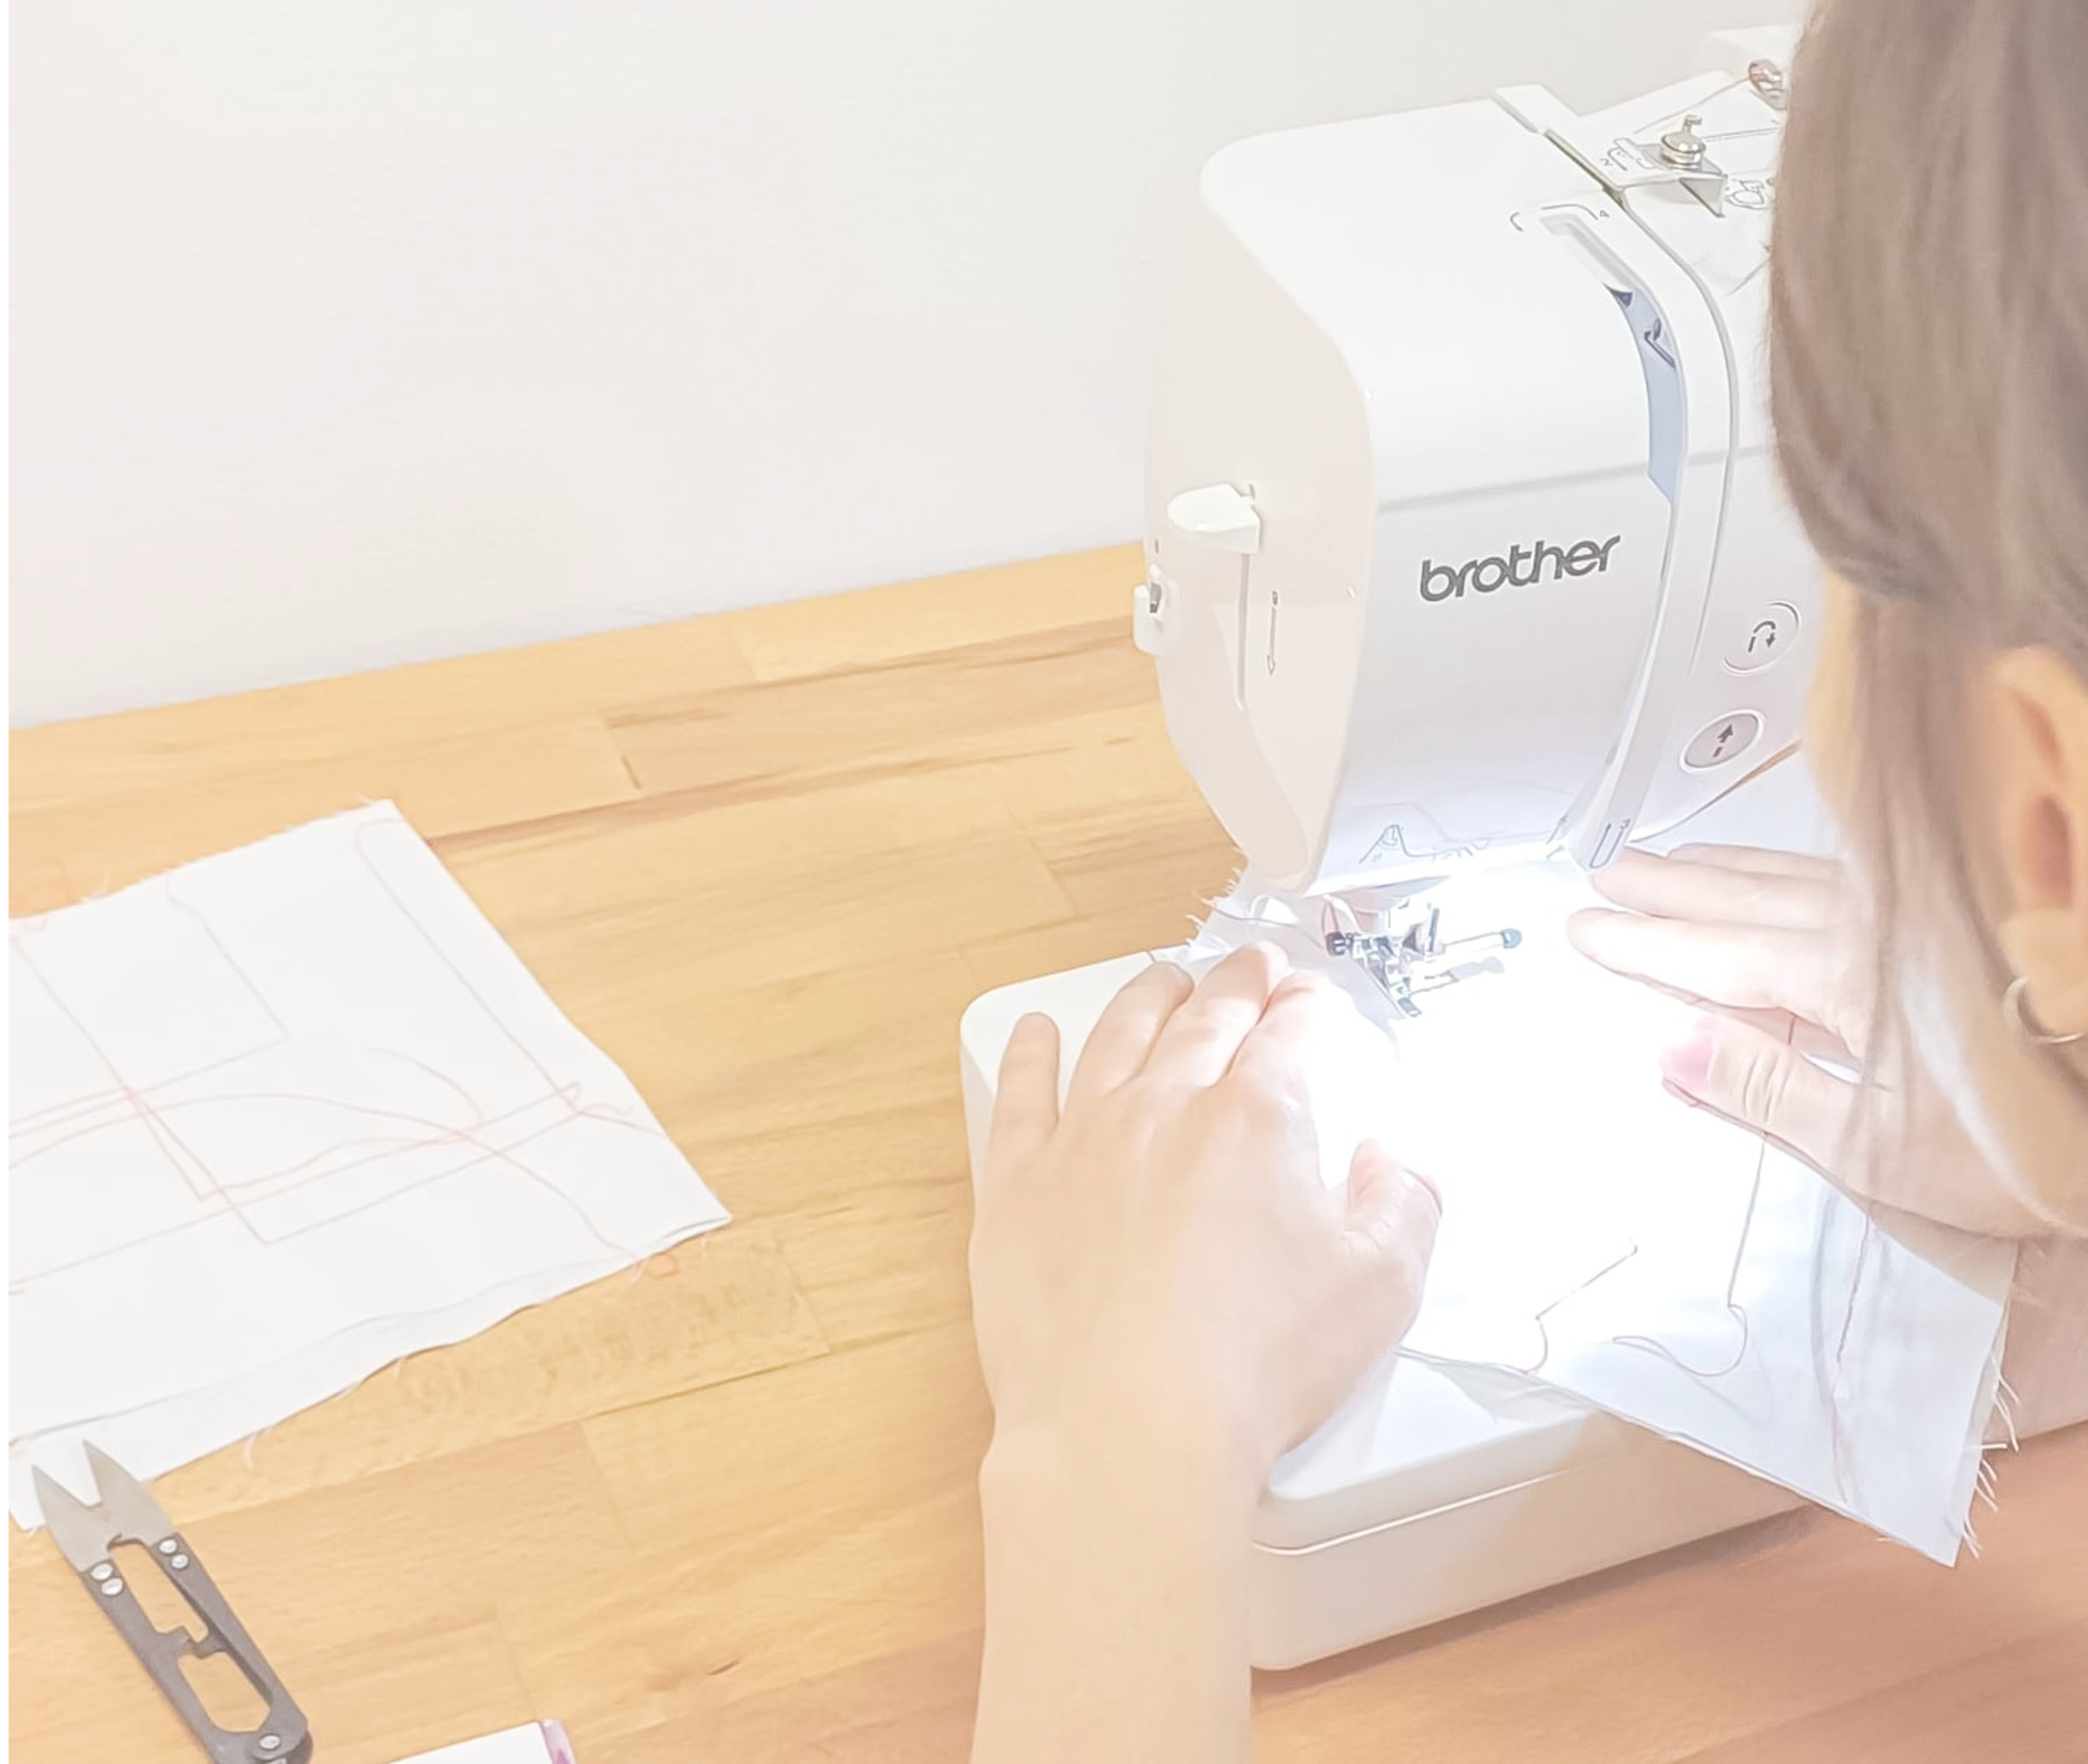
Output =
[{"x1": 959, "y1": 25, "x2": 2039, "y2": 1668}]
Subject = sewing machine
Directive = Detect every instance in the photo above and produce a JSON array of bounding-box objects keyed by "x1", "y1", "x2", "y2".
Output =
[{"x1": 961, "y1": 29, "x2": 1835, "y2": 1666}]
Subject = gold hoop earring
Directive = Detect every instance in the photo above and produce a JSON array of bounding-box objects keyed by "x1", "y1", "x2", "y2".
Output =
[{"x1": 2003, "y1": 974, "x2": 2085, "y2": 1048}]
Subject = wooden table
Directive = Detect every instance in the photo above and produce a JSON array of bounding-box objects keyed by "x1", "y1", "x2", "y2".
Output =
[{"x1": 10, "y1": 548, "x2": 2087, "y2": 1763}]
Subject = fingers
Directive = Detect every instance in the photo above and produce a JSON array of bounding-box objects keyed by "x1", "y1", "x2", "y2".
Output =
[
  {"x1": 1589, "y1": 848, "x2": 1841, "y2": 930},
  {"x1": 1568, "y1": 909, "x2": 1855, "y2": 1061},
  {"x1": 1663, "y1": 843, "x2": 1842, "y2": 882},
  {"x1": 1705, "y1": 1002, "x2": 1855, "y2": 1066},
  {"x1": 1568, "y1": 907, "x2": 1839, "y2": 1027},
  {"x1": 1142, "y1": 943, "x2": 1293, "y2": 1088},
  {"x1": 987, "y1": 1013, "x2": 1060, "y2": 1171},
  {"x1": 1230, "y1": 971, "x2": 1392, "y2": 1128},
  {"x1": 1065, "y1": 959, "x2": 1195, "y2": 1106},
  {"x1": 1229, "y1": 965, "x2": 1348, "y2": 1056},
  {"x1": 1660, "y1": 1012, "x2": 1859, "y2": 1175},
  {"x1": 1665, "y1": 1016, "x2": 2062, "y2": 1235},
  {"x1": 1340, "y1": 1140, "x2": 1441, "y2": 1339}
]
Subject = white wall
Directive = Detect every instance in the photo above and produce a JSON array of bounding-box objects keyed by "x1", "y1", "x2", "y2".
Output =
[{"x1": 10, "y1": 1, "x2": 1804, "y2": 726}]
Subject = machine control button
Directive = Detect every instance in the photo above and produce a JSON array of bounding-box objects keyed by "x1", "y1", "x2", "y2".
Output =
[
  {"x1": 1165, "y1": 483, "x2": 1261, "y2": 555},
  {"x1": 1589, "y1": 819, "x2": 1632, "y2": 869},
  {"x1": 1682, "y1": 711, "x2": 1764, "y2": 771},
  {"x1": 1725, "y1": 602, "x2": 1801, "y2": 674},
  {"x1": 1131, "y1": 570, "x2": 1173, "y2": 656},
  {"x1": 1659, "y1": 113, "x2": 1710, "y2": 170}
]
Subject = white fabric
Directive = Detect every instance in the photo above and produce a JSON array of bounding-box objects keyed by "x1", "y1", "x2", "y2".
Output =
[
  {"x1": 9, "y1": 805, "x2": 728, "y2": 1526},
  {"x1": 1182, "y1": 860, "x2": 2013, "y2": 1563}
]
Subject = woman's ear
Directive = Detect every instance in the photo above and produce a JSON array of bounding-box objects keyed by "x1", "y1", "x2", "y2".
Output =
[{"x1": 1984, "y1": 647, "x2": 2088, "y2": 1038}]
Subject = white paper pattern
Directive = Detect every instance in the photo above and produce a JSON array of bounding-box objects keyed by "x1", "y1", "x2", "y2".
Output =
[
  {"x1": 9, "y1": 803, "x2": 729, "y2": 1525},
  {"x1": 392, "y1": 1725, "x2": 564, "y2": 1763},
  {"x1": 1182, "y1": 860, "x2": 2013, "y2": 1563}
]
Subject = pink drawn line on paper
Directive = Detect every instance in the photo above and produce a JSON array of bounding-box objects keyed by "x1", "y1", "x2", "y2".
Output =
[{"x1": 8, "y1": 810, "x2": 686, "y2": 1300}]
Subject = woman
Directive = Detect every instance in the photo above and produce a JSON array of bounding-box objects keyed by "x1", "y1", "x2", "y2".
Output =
[{"x1": 967, "y1": 5, "x2": 2088, "y2": 1758}]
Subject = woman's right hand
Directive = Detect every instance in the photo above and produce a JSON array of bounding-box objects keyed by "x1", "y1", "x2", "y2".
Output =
[{"x1": 1566, "y1": 844, "x2": 2050, "y2": 1236}]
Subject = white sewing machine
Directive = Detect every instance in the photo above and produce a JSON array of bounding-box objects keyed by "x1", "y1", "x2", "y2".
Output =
[{"x1": 961, "y1": 29, "x2": 1837, "y2": 1666}]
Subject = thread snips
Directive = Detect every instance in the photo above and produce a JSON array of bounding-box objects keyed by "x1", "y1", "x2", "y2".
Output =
[{"x1": 33, "y1": 1445, "x2": 312, "y2": 1764}]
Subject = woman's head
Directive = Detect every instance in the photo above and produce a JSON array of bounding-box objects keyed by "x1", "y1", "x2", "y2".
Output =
[{"x1": 1770, "y1": 0, "x2": 2088, "y2": 1223}]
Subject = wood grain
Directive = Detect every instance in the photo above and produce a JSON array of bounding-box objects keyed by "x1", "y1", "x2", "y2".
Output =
[{"x1": 9, "y1": 545, "x2": 2086, "y2": 1762}]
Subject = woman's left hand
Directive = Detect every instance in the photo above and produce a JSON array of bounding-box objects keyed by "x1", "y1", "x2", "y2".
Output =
[
  {"x1": 966, "y1": 946, "x2": 1440, "y2": 1764},
  {"x1": 1567, "y1": 842, "x2": 1871, "y2": 1143},
  {"x1": 971, "y1": 943, "x2": 1441, "y2": 1493}
]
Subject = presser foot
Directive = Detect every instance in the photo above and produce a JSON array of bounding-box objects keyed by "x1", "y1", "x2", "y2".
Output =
[{"x1": 1322, "y1": 901, "x2": 1522, "y2": 1018}]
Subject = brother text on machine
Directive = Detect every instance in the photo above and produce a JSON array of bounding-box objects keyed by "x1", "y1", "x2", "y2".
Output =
[{"x1": 1417, "y1": 535, "x2": 1622, "y2": 602}]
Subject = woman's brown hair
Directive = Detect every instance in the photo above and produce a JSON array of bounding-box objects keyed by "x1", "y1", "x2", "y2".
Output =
[{"x1": 1769, "y1": 0, "x2": 2088, "y2": 1192}]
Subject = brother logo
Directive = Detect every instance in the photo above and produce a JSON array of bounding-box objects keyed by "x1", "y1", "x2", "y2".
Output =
[{"x1": 1417, "y1": 535, "x2": 1622, "y2": 602}]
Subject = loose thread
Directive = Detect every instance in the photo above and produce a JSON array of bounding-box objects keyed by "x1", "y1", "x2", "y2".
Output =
[{"x1": 1993, "y1": 1373, "x2": 2022, "y2": 1452}]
